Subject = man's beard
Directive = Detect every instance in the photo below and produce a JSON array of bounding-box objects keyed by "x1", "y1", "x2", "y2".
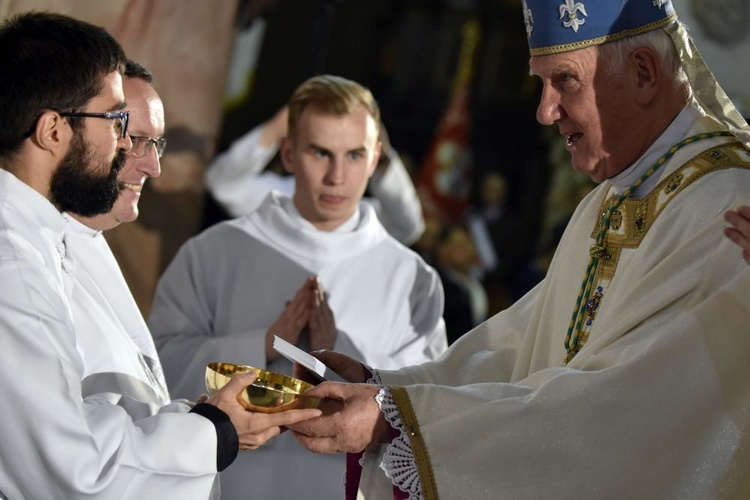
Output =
[{"x1": 50, "y1": 130, "x2": 126, "y2": 217}]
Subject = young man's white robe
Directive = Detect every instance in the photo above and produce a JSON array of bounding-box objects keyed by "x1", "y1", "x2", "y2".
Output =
[
  {"x1": 0, "y1": 171, "x2": 220, "y2": 499},
  {"x1": 149, "y1": 192, "x2": 447, "y2": 500},
  {"x1": 358, "y1": 104, "x2": 750, "y2": 498}
]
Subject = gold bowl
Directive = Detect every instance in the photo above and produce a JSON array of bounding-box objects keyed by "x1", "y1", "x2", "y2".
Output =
[{"x1": 205, "y1": 362, "x2": 319, "y2": 414}]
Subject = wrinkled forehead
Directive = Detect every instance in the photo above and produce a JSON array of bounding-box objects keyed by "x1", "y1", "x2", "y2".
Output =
[{"x1": 522, "y1": 0, "x2": 676, "y2": 56}]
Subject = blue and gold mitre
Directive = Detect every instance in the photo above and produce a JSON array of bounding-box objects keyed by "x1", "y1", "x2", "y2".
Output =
[{"x1": 523, "y1": 0, "x2": 677, "y2": 56}]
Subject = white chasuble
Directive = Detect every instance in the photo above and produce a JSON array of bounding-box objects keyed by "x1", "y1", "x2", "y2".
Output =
[{"x1": 364, "y1": 120, "x2": 750, "y2": 498}]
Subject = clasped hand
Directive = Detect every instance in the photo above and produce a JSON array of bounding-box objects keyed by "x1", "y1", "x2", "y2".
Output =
[{"x1": 266, "y1": 276, "x2": 336, "y2": 361}]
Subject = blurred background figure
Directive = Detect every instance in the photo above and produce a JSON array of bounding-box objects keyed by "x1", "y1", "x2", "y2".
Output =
[
  {"x1": 465, "y1": 170, "x2": 525, "y2": 312},
  {"x1": 205, "y1": 104, "x2": 426, "y2": 245},
  {"x1": 432, "y1": 223, "x2": 488, "y2": 344},
  {"x1": 511, "y1": 131, "x2": 597, "y2": 300},
  {"x1": 673, "y1": 0, "x2": 750, "y2": 117}
]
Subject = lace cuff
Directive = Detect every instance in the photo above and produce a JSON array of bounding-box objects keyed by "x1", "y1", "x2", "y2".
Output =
[{"x1": 370, "y1": 370, "x2": 423, "y2": 500}]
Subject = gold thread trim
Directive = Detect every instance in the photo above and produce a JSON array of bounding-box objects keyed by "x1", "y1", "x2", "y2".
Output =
[
  {"x1": 598, "y1": 246, "x2": 621, "y2": 281},
  {"x1": 390, "y1": 386, "x2": 439, "y2": 500},
  {"x1": 576, "y1": 141, "x2": 750, "y2": 352},
  {"x1": 590, "y1": 142, "x2": 750, "y2": 246},
  {"x1": 529, "y1": 13, "x2": 677, "y2": 56}
]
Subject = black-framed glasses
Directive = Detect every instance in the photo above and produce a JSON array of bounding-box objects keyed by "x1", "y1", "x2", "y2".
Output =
[
  {"x1": 129, "y1": 135, "x2": 167, "y2": 158},
  {"x1": 59, "y1": 111, "x2": 130, "y2": 138}
]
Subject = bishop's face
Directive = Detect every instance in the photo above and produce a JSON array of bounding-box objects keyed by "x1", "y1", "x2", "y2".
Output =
[
  {"x1": 281, "y1": 104, "x2": 381, "y2": 231},
  {"x1": 530, "y1": 45, "x2": 644, "y2": 183}
]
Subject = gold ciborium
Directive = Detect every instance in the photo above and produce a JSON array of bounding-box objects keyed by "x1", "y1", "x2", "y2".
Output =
[{"x1": 205, "y1": 362, "x2": 319, "y2": 414}]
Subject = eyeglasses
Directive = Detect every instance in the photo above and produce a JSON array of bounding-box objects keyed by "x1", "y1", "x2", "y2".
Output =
[
  {"x1": 59, "y1": 111, "x2": 130, "y2": 138},
  {"x1": 129, "y1": 135, "x2": 167, "y2": 158}
]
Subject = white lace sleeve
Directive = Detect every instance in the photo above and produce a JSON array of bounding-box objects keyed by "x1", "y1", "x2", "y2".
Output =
[{"x1": 369, "y1": 370, "x2": 423, "y2": 500}]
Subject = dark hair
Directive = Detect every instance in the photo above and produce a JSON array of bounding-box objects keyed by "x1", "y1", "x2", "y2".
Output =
[
  {"x1": 0, "y1": 11, "x2": 126, "y2": 159},
  {"x1": 436, "y1": 223, "x2": 468, "y2": 246},
  {"x1": 124, "y1": 59, "x2": 153, "y2": 84}
]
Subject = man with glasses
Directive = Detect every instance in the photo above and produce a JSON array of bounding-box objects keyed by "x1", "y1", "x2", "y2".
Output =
[
  {"x1": 59, "y1": 111, "x2": 130, "y2": 138},
  {"x1": 0, "y1": 12, "x2": 320, "y2": 499}
]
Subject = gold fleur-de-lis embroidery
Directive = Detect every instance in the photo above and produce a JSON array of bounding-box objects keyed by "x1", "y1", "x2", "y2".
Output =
[{"x1": 559, "y1": 0, "x2": 587, "y2": 32}]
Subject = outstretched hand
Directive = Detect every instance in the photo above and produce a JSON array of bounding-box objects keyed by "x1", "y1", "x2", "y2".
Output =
[
  {"x1": 206, "y1": 372, "x2": 322, "y2": 450},
  {"x1": 724, "y1": 206, "x2": 750, "y2": 265}
]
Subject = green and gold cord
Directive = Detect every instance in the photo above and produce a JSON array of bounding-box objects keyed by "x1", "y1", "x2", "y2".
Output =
[{"x1": 563, "y1": 131, "x2": 733, "y2": 364}]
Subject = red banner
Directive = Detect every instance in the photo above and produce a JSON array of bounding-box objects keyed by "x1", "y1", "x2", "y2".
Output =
[{"x1": 417, "y1": 19, "x2": 479, "y2": 223}]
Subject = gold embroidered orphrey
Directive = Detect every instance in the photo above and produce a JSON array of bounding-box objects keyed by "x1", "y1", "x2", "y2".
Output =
[
  {"x1": 576, "y1": 141, "x2": 750, "y2": 348},
  {"x1": 390, "y1": 386, "x2": 438, "y2": 500}
]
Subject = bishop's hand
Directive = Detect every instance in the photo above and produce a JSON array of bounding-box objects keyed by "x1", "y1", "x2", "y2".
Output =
[
  {"x1": 294, "y1": 350, "x2": 369, "y2": 384},
  {"x1": 289, "y1": 382, "x2": 390, "y2": 454}
]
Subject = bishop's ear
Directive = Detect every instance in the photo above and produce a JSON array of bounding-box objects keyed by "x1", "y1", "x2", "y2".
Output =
[{"x1": 631, "y1": 46, "x2": 660, "y2": 105}]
